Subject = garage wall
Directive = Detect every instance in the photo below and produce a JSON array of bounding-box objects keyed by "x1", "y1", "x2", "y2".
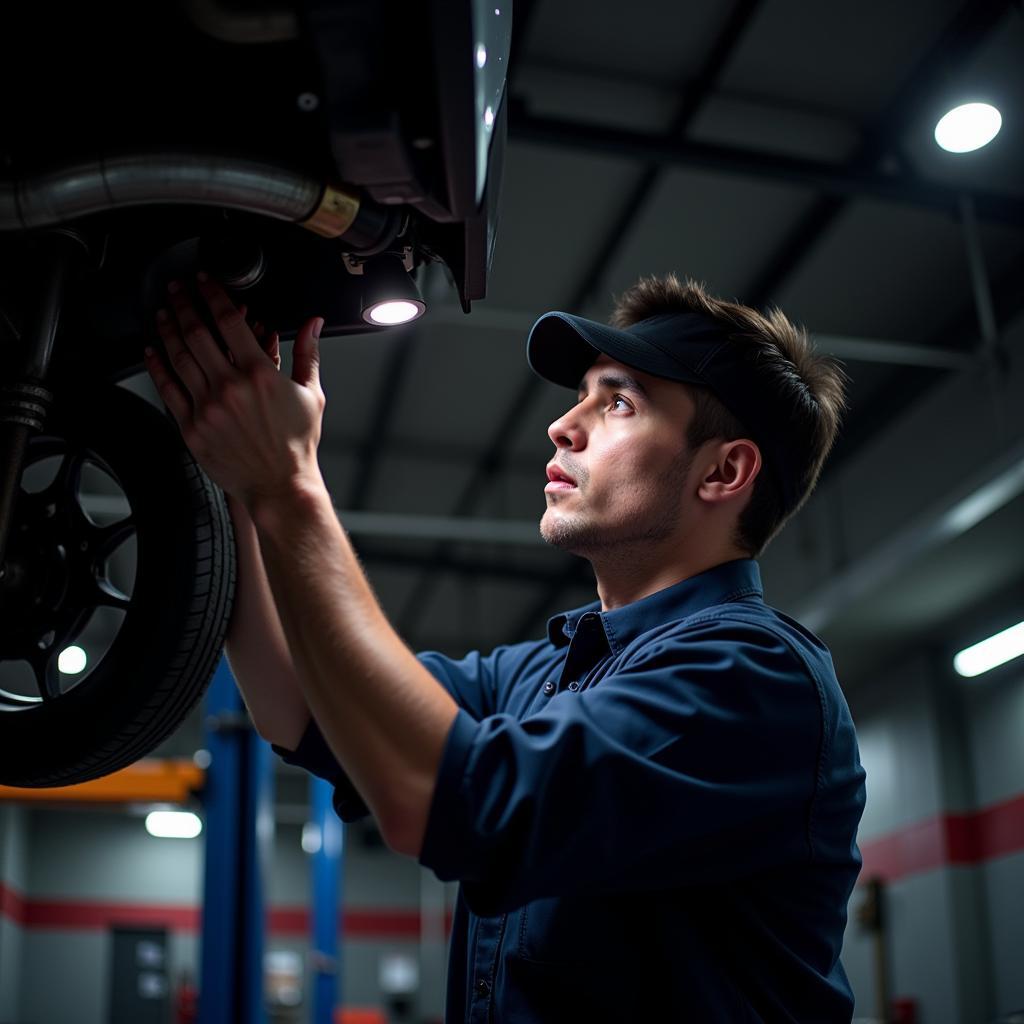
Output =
[
  {"x1": 962, "y1": 661, "x2": 1024, "y2": 1015},
  {"x1": 841, "y1": 650, "x2": 1024, "y2": 1024},
  {"x1": 11, "y1": 807, "x2": 447, "y2": 1024},
  {"x1": 0, "y1": 804, "x2": 27, "y2": 1024}
]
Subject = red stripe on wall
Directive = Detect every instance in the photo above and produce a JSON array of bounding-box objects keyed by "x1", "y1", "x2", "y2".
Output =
[
  {"x1": 270, "y1": 908, "x2": 428, "y2": 938},
  {"x1": 0, "y1": 888, "x2": 452, "y2": 939},
  {"x1": 858, "y1": 792, "x2": 1024, "y2": 883},
  {"x1": 3, "y1": 794, "x2": 1021, "y2": 929},
  {"x1": 24, "y1": 899, "x2": 200, "y2": 931},
  {"x1": 0, "y1": 880, "x2": 27, "y2": 926}
]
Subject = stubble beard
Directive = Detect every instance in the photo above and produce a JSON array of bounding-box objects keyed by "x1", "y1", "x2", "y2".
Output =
[{"x1": 540, "y1": 447, "x2": 694, "y2": 557}]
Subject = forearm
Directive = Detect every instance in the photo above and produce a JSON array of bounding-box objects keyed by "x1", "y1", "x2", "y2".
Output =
[
  {"x1": 248, "y1": 478, "x2": 458, "y2": 856},
  {"x1": 224, "y1": 494, "x2": 310, "y2": 750}
]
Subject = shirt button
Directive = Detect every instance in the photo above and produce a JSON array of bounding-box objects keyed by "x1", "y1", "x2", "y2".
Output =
[
  {"x1": 476, "y1": 979, "x2": 491, "y2": 997},
  {"x1": 542, "y1": 680, "x2": 556, "y2": 696}
]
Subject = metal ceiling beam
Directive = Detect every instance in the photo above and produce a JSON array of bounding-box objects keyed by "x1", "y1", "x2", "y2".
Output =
[
  {"x1": 79, "y1": 493, "x2": 546, "y2": 546},
  {"x1": 744, "y1": 0, "x2": 1013, "y2": 308},
  {"x1": 427, "y1": 306, "x2": 975, "y2": 370},
  {"x1": 820, "y1": 262, "x2": 1024, "y2": 484},
  {"x1": 564, "y1": 0, "x2": 765, "y2": 312},
  {"x1": 508, "y1": 106, "x2": 1024, "y2": 227},
  {"x1": 763, "y1": 303, "x2": 1024, "y2": 635},
  {"x1": 343, "y1": 509, "x2": 541, "y2": 545},
  {"x1": 396, "y1": 0, "x2": 764, "y2": 643},
  {"x1": 355, "y1": 542, "x2": 569, "y2": 583}
]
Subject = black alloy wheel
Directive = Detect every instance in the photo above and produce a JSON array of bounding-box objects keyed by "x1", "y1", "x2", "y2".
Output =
[{"x1": 0, "y1": 383, "x2": 236, "y2": 787}]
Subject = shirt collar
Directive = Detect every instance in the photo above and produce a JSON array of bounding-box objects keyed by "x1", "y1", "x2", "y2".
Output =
[{"x1": 545, "y1": 558, "x2": 763, "y2": 653}]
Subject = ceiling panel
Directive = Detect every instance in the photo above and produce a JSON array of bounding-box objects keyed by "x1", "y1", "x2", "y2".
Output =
[
  {"x1": 774, "y1": 199, "x2": 1001, "y2": 343},
  {"x1": 525, "y1": 0, "x2": 736, "y2": 85},
  {"x1": 717, "y1": 0, "x2": 966, "y2": 117},
  {"x1": 689, "y1": 94, "x2": 861, "y2": 164},
  {"x1": 515, "y1": 62, "x2": 675, "y2": 134},
  {"x1": 383, "y1": 323, "x2": 526, "y2": 446},
  {"x1": 316, "y1": 327, "x2": 415, "y2": 447},
  {"x1": 592, "y1": 168, "x2": 817, "y2": 317},
  {"x1": 361, "y1": 454, "x2": 475, "y2": 515},
  {"x1": 484, "y1": 142, "x2": 649, "y2": 311}
]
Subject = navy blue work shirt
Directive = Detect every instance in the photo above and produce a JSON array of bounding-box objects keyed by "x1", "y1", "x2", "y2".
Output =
[{"x1": 274, "y1": 558, "x2": 867, "y2": 1023}]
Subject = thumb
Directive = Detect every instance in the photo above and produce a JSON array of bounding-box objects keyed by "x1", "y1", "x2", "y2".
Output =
[{"x1": 291, "y1": 316, "x2": 324, "y2": 389}]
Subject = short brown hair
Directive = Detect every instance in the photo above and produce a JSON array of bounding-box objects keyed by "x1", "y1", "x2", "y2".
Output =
[{"x1": 610, "y1": 273, "x2": 848, "y2": 556}]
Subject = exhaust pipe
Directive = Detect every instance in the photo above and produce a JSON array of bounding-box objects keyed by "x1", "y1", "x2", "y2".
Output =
[{"x1": 0, "y1": 152, "x2": 397, "y2": 252}]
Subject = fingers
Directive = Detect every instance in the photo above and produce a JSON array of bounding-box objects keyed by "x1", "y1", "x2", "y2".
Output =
[
  {"x1": 166, "y1": 280, "x2": 232, "y2": 391},
  {"x1": 195, "y1": 273, "x2": 264, "y2": 370},
  {"x1": 154, "y1": 306, "x2": 210, "y2": 401},
  {"x1": 251, "y1": 319, "x2": 281, "y2": 370},
  {"x1": 143, "y1": 344, "x2": 193, "y2": 427}
]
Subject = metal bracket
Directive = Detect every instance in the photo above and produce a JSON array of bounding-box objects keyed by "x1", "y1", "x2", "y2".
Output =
[{"x1": 341, "y1": 245, "x2": 415, "y2": 276}]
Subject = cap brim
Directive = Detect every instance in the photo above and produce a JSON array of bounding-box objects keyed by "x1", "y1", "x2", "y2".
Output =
[
  {"x1": 527, "y1": 312, "x2": 655, "y2": 389},
  {"x1": 526, "y1": 311, "x2": 707, "y2": 389}
]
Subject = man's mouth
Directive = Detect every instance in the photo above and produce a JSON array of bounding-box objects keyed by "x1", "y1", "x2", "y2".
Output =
[{"x1": 545, "y1": 464, "x2": 577, "y2": 491}]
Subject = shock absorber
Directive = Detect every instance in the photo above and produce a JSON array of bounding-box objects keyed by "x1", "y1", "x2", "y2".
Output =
[{"x1": 0, "y1": 229, "x2": 88, "y2": 580}]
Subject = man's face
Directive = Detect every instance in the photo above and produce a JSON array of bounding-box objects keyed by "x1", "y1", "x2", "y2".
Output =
[{"x1": 540, "y1": 354, "x2": 699, "y2": 555}]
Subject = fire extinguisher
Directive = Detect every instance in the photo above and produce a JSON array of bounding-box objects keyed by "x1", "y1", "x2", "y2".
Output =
[{"x1": 175, "y1": 969, "x2": 198, "y2": 1024}]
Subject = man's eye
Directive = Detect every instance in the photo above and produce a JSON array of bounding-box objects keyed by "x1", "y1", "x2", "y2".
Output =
[{"x1": 611, "y1": 395, "x2": 631, "y2": 411}]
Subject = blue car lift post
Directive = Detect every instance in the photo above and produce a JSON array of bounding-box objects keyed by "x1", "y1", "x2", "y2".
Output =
[
  {"x1": 199, "y1": 656, "x2": 274, "y2": 1024},
  {"x1": 310, "y1": 775, "x2": 344, "y2": 1024}
]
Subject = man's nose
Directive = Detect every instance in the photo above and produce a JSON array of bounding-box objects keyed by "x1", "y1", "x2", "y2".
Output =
[{"x1": 547, "y1": 408, "x2": 585, "y2": 449}]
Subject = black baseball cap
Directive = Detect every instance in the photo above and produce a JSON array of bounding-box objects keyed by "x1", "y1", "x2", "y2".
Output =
[{"x1": 526, "y1": 310, "x2": 803, "y2": 514}]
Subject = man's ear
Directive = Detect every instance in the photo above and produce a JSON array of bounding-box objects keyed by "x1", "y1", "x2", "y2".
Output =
[{"x1": 696, "y1": 439, "x2": 761, "y2": 506}]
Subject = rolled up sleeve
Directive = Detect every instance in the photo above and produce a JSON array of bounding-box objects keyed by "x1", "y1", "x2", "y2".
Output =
[
  {"x1": 270, "y1": 646, "x2": 528, "y2": 821},
  {"x1": 418, "y1": 618, "x2": 823, "y2": 916}
]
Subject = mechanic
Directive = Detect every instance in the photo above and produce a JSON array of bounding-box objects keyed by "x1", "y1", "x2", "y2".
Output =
[{"x1": 143, "y1": 270, "x2": 867, "y2": 1023}]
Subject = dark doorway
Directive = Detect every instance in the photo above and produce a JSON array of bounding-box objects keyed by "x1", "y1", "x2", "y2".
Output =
[{"x1": 108, "y1": 926, "x2": 170, "y2": 1024}]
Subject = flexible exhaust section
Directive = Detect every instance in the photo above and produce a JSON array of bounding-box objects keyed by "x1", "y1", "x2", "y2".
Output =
[{"x1": 0, "y1": 152, "x2": 395, "y2": 251}]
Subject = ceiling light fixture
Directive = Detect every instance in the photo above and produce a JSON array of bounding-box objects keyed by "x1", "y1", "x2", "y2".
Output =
[
  {"x1": 145, "y1": 810, "x2": 203, "y2": 839},
  {"x1": 934, "y1": 102, "x2": 1002, "y2": 153},
  {"x1": 360, "y1": 255, "x2": 427, "y2": 326},
  {"x1": 953, "y1": 620, "x2": 1024, "y2": 678}
]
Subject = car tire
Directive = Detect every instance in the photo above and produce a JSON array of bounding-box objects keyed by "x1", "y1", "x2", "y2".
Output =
[{"x1": 0, "y1": 383, "x2": 236, "y2": 787}]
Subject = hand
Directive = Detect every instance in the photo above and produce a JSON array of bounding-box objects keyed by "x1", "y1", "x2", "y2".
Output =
[{"x1": 143, "y1": 273, "x2": 327, "y2": 513}]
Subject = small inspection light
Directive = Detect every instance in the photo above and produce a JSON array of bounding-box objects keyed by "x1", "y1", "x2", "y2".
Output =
[
  {"x1": 367, "y1": 301, "x2": 422, "y2": 325},
  {"x1": 359, "y1": 255, "x2": 427, "y2": 326},
  {"x1": 934, "y1": 103, "x2": 1002, "y2": 153},
  {"x1": 476, "y1": 44, "x2": 487, "y2": 69},
  {"x1": 58, "y1": 646, "x2": 87, "y2": 674},
  {"x1": 954, "y1": 620, "x2": 1024, "y2": 678},
  {"x1": 145, "y1": 810, "x2": 202, "y2": 839}
]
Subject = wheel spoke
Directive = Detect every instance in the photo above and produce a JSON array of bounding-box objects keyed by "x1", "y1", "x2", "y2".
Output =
[
  {"x1": 43, "y1": 447, "x2": 86, "y2": 508},
  {"x1": 90, "y1": 516, "x2": 136, "y2": 562},
  {"x1": 30, "y1": 649, "x2": 62, "y2": 701},
  {"x1": 94, "y1": 576, "x2": 132, "y2": 610}
]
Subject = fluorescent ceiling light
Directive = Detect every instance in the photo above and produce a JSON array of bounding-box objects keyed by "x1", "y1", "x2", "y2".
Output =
[
  {"x1": 934, "y1": 103, "x2": 1002, "y2": 153},
  {"x1": 954, "y1": 620, "x2": 1024, "y2": 677},
  {"x1": 146, "y1": 810, "x2": 202, "y2": 839}
]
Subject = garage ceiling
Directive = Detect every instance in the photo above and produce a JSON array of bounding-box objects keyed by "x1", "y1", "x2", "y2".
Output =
[{"x1": 141, "y1": 0, "x2": 1024, "y2": 766}]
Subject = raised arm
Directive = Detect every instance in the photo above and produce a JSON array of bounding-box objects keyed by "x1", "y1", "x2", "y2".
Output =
[{"x1": 223, "y1": 493, "x2": 310, "y2": 751}]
